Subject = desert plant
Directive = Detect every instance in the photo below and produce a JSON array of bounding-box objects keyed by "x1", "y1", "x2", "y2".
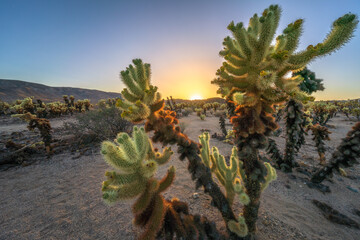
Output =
[
  {"x1": 296, "y1": 67, "x2": 324, "y2": 94},
  {"x1": 272, "y1": 68, "x2": 325, "y2": 171},
  {"x1": 100, "y1": 4, "x2": 358, "y2": 239},
  {"x1": 199, "y1": 114, "x2": 206, "y2": 120},
  {"x1": 12, "y1": 112, "x2": 52, "y2": 154},
  {"x1": 219, "y1": 115, "x2": 227, "y2": 137},
  {"x1": 342, "y1": 107, "x2": 351, "y2": 119},
  {"x1": 0, "y1": 100, "x2": 10, "y2": 115},
  {"x1": 107, "y1": 59, "x2": 233, "y2": 239},
  {"x1": 351, "y1": 107, "x2": 360, "y2": 121},
  {"x1": 279, "y1": 99, "x2": 307, "y2": 171},
  {"x1": 63, "y1": 105, "x2": 133, "y2": 144},
  {"x1": 311, "y1": 122, "x2": 360, "y2": 183},
  {"x1": 308, "y1": 123, "x2": 331, "y2": 165},
  {"x1": 211, "y1": 4, "x2": 357, "y2": 237}
]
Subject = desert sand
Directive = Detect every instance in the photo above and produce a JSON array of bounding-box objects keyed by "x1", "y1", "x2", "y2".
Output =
[{"x1": 0, "y1": 113, "x2": 359, "y2": 240}]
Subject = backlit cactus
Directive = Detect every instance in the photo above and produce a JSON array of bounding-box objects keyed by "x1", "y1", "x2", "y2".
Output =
[
  {"x1": 199, "y1": 132, "x2": 250, "y2": 206},
  {"x1": 212, "y1": 4, "x2": 358, "y2": 237},
  {"x1": 116, "y1": 59, "x2": 163, "y2": 122},
  {"x1": 101, "y1": 126, "x2": 175, "y2": 239},
  {"x1": 199, "y1": 132, "x2": 276, "y2": 237}
]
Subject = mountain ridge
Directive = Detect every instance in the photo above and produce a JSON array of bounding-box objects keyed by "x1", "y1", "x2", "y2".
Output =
[{"x1": 0, "y1": 79, "x2": 121, "y2": 103}]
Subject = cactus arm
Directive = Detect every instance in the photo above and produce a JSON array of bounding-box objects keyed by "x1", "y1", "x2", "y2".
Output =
[
  {"x1": 228, "y1": 215, "x2": 248, "y2": 237},
  {"x1": 289, "y1": 14, "x2": 358, "y2": 66},
  {"x1": 133, "y1": 127, "x2": 150, "y2": 160},
  {"x1": 101, "y1": 141, "x2": 137, "y2": 171},
  {"x1": 227, "y1": 21, "x2": 252, "y2": 60},
  {"x1": 121, "y1": 88, "x2": 140, "y2": 102},
  {"x1": 261, "y1": 162, "x2": 277, "y2": 191},
  {"x1": 132, "y1": 179, "x2": 160, "y2": 215},
  {"x1": 282, "y1": 19, "x2": 304, "y2": 53},
  {"x1": 158, "y1": 166, "x2": 176, "y2": 193},
  {"x1": 120, "y1": 70, "x2": 144, "y2": 97},
  {"x1": 104, "y1": 171, "x2": 138, "y2": 186},
  {"x1": 138, "y1": 194, "x2": 166, "y2": 240},
  {"x1": 116, "y1": 133, "x2": 139, "y2": 163},
  {"x1": 102, "y1": 179, "x2": 146, "y2": 203},
  {"x1": 154, "y1": 147, "x2": 173, "y2": 165}
]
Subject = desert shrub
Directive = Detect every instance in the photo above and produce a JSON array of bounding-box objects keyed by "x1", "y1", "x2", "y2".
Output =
[
  {"x1": 182, "y1": 107, "x2": 192, "y2": 117},
  {"x1": 199, "y1": 114, "x2": 206, "y2": 120},
  {"x1": 214, "y1": 109, "x2": 227, "y2": 117},
  {"x1": 64, "y1": 106, "x2": 132, "y2": 144}
]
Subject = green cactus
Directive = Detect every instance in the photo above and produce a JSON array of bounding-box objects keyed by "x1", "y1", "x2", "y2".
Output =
[
  {"x1": 282, "y1": 98, "x2": 307, "y2": 171},
  {"x1": 199, "y1": 132, "x2": 250, "y2": 206},
  {"x1": 311, "y1": 122, "x2": 360, "y2": 183},
  {"x1": 0, "y1": 100, "x2": 10, "y2": 115},
  {"x1": 219, "y1": 114, "x2": 227, "y2": 137},
  {"x1": 116, "y1": 59, "x2": 163, "y2": 122},
  {"x1": 199, "y1": 132, "x2": 276, "y2": 237},
  {"x1": 308, "y1": 123, "x2": 331, "y2": 165},
  {"x1": 12, "y1": 112, "x2": 52, "y2": 155},
  {"x1": 351, "y1": 107, "x2": 360, "y2": 121},
  {"x1": 212, "y1": 4, "x2": 358, "y2": 237},
  {"x1": 101, "y1": 126, "x2": 175, "y2": 239},
  {"x1": 228, "y1": 215, "x2": 248, "y2": 237},
  {"x1": 295, "y1": 68, "x2": 324, "y2": 94}
]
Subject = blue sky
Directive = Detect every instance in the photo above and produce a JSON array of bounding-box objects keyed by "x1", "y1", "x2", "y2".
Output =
[{"x1": 0, "y1": 0, "x2": 359, "y2": 100}]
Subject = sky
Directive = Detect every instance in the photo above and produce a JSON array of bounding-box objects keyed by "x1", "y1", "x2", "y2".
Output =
[{"x1": 0, "y1": 0, "x2": 359, "y2": 100}]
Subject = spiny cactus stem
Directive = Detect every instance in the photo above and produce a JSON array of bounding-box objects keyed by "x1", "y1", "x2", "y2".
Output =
[
  {"x1": 146, "y1": 111, "x2": 244, "y2": 240},
  {"x1": 238, "y1": 144, "x2": 261, "y2": 239}
]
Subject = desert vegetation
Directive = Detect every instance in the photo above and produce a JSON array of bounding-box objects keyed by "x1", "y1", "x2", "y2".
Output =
[{"x1": 1, "y1": 3, "x2": 360, "y2": 240}]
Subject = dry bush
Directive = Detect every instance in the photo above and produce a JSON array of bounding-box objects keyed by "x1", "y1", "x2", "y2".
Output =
[{"x1": 63, "y1": 106, "x2": 132, "y2": 144}]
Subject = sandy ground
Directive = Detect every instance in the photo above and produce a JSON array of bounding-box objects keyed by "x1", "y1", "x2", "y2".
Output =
[{"x1": 0, "y1": 113, "x2": 359, "y2": 240}]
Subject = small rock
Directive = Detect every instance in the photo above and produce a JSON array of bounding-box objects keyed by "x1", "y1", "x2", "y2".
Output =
[
  {"x1": 192, "y1": 193, "x2": 199, "y2": 199},
  {"x1": 346, "y1": 186, "x2": 359, "y2": 193}
]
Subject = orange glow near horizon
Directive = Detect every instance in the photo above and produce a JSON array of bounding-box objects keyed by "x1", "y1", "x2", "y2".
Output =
[{"x1": 152, "y1": 58, "x2": 220, "y2": 100}]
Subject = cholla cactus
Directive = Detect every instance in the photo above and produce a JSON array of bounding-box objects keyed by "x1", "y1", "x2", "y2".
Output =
[
  {"x1": 116, "y1": 59, "x2": 163, "y2": 122},
  {"x1": 12, "y1": 112, "x2": 52, "y2": 154},
  {"x1": 311, "y1": 122, "x2": 360, "y2": 183},
  {"x1": 295, "y1": 68, "x2": 324, "y2": 94},
  {"x1": 199, "y1": 132, "x2": 276, "y2": 236},
  {"x1": 0, "y1": 100, "x2": 10, "y2": 115},
  {"x1": 212, "y1": 4, "x2": 358, "y2": 236},
  {"x1": 101, "y1": 126, "x2": 174, "y2": 239},
  {"x1": 69, "y1": 95, "x2": 75, "y2": 107},
  {"x1": 219, "y1": 115, "x2": 227, "y2": 137},
  {"x1": 342, "y1": 107, "x2": 350, "y2": 119},
  {"x1": 351, "y1": 107, "x2": 360, "y2": 121},
  {"x1": 308, "y1": 124, "x2": 331, "y2": 165},
  {"x1": 282, "y1": 99, "x2": 307, "y2": 171},
  {"x1": 101, "y1": 127, "x2": 221, "y2": 239}
]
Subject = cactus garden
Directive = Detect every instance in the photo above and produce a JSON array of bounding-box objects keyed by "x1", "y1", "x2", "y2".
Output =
[{"x1": 1, "y1": 1, "x2": 360, "y2": 240}]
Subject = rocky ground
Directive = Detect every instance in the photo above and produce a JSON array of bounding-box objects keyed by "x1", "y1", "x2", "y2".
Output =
[{"x1": 0, "y1": 113, "x2": 359, "y2": 240}]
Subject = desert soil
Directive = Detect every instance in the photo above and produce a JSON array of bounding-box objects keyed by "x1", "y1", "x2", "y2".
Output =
[{"x1": 0, "y1": 113, "x2": 359, "y2": 240}]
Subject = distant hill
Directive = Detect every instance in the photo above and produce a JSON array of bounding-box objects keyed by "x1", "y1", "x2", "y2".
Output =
[{"x1": 0, "y1": 79, "x2": 121, "y2": 103}]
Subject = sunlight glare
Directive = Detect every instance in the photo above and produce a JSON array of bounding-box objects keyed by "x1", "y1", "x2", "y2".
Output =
[{"x1": 190, "y1": 94, "x2": 203, "y2": 100}]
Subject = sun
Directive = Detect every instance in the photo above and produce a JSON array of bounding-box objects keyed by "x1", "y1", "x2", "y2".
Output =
[{"x1": 189, "y1": 94, "x2": 203, "y2": 100}]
